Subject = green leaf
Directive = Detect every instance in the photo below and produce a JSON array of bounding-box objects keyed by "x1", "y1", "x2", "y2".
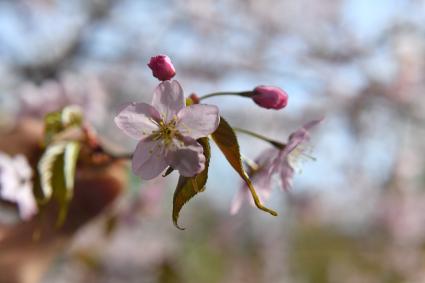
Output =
[
  {"x1": 50, "y1": 152, "x2": 68, "y2": 227},
  {"x1": 37, "y1": 106, "x2": 84, "y2": 226},
  {"x1": 61, "y1": 105, "x2": 83, "y2": 127},
  {"x1": 211, "y1": 117, "x2": 277, "y2": 216},
  {"x1": 172, "y1": 137, "x2": 211, "y2": 230},
  {"x1": 44, "y1": 111, "x2": 64, "y2": 145},
  {"x1": 38, "y1": 142, "x2": 67, "y2": 201},
  {"x1": 37, "y1": 141, "x2": 80, "y2": 226},
  {"x1": 63, "y1": 142, "x2": 80, "y2": 199},
  {"x1": 43, "y1": 105, "x2": 84, "y2": 145}
]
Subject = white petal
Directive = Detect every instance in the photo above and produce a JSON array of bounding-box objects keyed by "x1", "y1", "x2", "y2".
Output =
[
  {"x1": 177, "y1": 104, "x2": 220, "y2": 139},
  {"x1": 114, "y1": 102, "x2": 160, "y2": 140},
  {"x1": 152, "y1": 80, "x2": 185, "y2": 122},
  {"x1": 132, "y1": 139, "x2": 168, "y2": 180},
  {"x1": 166, "y1": 138, "x2": 205, "y2": 177}
]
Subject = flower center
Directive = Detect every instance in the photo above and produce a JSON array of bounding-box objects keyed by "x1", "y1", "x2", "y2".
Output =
[
  {"x1": 288, "y1": 144, "x2": 316, "y2": 173},
  {"x1": 152, "y1": 118, "x2": 179, "y2": 147}
]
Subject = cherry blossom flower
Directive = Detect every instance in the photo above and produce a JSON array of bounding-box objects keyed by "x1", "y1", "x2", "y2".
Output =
[
  {"x1": 230, "y1": 148, "x2": 278, "y2": 214},
  {"x1": 271, "y1": 118, "x2": 323, "y2": 191},
  {"x1": 114, "y1": 80, "x2": 220, "y2": 180},
  {"x1": 230, "y1": 119, "x2": 322, "y2": 214},
  {"x1": 0, "y1": 152, "x2": 37, "y2": 220}
]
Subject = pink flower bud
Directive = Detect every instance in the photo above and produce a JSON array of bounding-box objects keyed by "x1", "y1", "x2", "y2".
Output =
[
  {"x1": 147, "y1": 55, "x2": 176, "y2": 81},
  {"x1": 252, "y1": 86, "x2": 288, "y2": 110}
]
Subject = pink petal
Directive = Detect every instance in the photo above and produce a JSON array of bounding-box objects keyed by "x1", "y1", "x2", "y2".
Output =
[
  {"x1": 17, "y1": 184, "x2": 38, "y2": 220},
  {"x1": 114, "y1": 102, "x2": 161, "y2": 140},
  {"x1": 252, "y1": 168, "x2": 273, "y2": 195},
  {"x1": 0, "y1": 154, "x2": 24, "y2": 201},
  {"x1": 279, "y1": 161, "x2": 295, "y2": 191},
  {"x1": 166, "y1": 138, "x2": 205, "y2": 177},
  {"x1": 177, "y1": 104, "x2": 220, "y2": 139},
  {"x1": 256, "y1": 147, "x2": 280, "y2": 168},
  {"x1": 286, "y1": 118, "x2": 324, "y2": 153},
  {"x1": 230, "y1": 174, "x2": 271, "y2": 215},
  {"x1": 152, "y1": 80, "x2": 185, "y2": 122},
  {"x1": 303, "y1": 117, "x2": 324, "y2": 131},
  {"x1": 230, "y1": 148, "x2": 277, "y2": 215},
  {"x1": 230, "y1": 185, "x2": 251, "y2": 215},
  {"x1": 13, "y1": 155, "x2": 32, "y2": 180},
  {"x1": 132, "y1": 138, "x2": 168, "y2": 180}
]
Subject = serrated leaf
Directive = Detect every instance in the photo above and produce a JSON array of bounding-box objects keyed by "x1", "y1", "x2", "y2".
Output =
[
  {"x1": 37, "y1": 106, "x2": 84, "y2": 227},
  {"x1": 43, "y1": 105, "x2": 84, "y2": 145},
  {"x1": 63, "y1": 142, "x2": 80, "y2": 199},
  {"x1": 211, "y1": 117, "x2": 277, "y2": 216},
  {"x1": 61, "y1": 105, "x2": 83, "y2": 127},
  {"x1": 37, "y1": 141, "x2": 80, "y2": 226},
  {"x1": 38, "y1": 142, "x2": 67, "y2": 201},
  {"x1": 44, "y1": 111, "x2": 64, "y2": 145},
  {"x1": 51, "y1": 152, "x2": 68, "y2": 227},
  {"x1": 172, "y1": 137, "x2": 210, "y2": 230}
]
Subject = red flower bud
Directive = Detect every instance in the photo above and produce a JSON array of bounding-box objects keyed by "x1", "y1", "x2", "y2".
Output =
[
  {"x1": 252, "y1": 86, "x2": 288, "y2": 110},
  {"x1": 189, "y1": 93, "x2": 200, "y2": 104},
  {"x1": 147, "y1": 55, "x2": 176, "y2": 81}
]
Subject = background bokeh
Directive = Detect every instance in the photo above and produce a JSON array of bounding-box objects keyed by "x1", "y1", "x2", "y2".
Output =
[{"x1": 1, "y1": 0, "x2": 425, "y2": 282}]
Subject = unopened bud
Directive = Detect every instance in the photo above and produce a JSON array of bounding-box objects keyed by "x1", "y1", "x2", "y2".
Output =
[
  {"x1": 252, "y1": 86, "x2": 288, "y2": 110},
  {"x1": 189, "y1": 93, "x2": 200, "y2": 104},
  {"x1": 147, "y1": 55, "x2": 176, "y2": 81}
]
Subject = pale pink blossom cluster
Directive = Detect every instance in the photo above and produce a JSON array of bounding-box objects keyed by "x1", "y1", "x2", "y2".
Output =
[
  {"x1": 0, "y1": 152, "x2": 37, "y2": 220},
  {"x1": 18, "y1": 74, "x2": 107, "y2": 126},
  {"x1": 116, "y1": 54, "x2": 322, "y2": 215}
]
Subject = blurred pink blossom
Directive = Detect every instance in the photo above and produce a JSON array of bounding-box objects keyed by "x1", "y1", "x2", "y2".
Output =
[
  {"x1": 230, "y1": 148, "x2": 278, "y2": 214},
  {"x1": 0, "y1": 152, "x2": 37, "y2": 220},
  {"x1": 114, "y1": 80, "x2": 219, "y2": 179},
  {"x1": 382, "y1": 192, "x2": 425, "y2": 245},
  {"x1": 271, "y1": 118, "x2": 323, "y2": 191},
  {"x1": 18, "y1": 73, "x2": 108, "y2": 126},
  {"x1": 231, "y1": 119, "x2": 322, "y2": 214},
  {"x1": 123, "y1": 179, "x2": 166, "y2": 224}
]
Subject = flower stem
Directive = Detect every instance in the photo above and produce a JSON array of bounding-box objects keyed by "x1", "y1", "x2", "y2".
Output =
[
  {"x1": 110, "y1": 153, "x2": 133, "y2": 160},
  {"x1": 233, "y1": 128, "x2": 285, "y2": 149},
  {"x1": 240, "y1": 154, "x2": 259, "y2": 171},
  {"x1": 246, "y1": 178, "x2": 278, "y2": 216},
  {"x1": 97, "y1": 146, "x2": 133, "y2": 160},
  {"x1": 199, "y1": 91, "x2": 252, "y2": 101}
]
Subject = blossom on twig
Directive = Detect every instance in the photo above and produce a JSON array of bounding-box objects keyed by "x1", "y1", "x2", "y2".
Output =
[
  {"x1": 115, "y1": 80, "x2": 220, "y2": 179},
  {"x1": 230, "y1": 118, "x2": 323, "y2": 214}
]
